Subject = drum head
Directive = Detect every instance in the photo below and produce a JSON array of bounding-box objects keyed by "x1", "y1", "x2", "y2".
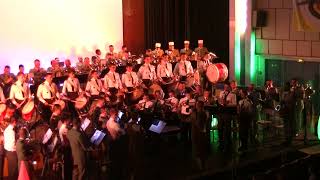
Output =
[
  {"x1": 75, "y1": 97, "x2": 88, "y2": 109},
  {"x1": 53, "y1": 100, "x2": 65, "y2": 110},
  {"x1": 206, "y1": 63, "x2": 228, "y2": 83},
  {"x1": 22, "y1": 101, "x2": 35, "y2": 114},
  {"x1": 0, "y1": 104, "x2": 6, "y2": 114}
]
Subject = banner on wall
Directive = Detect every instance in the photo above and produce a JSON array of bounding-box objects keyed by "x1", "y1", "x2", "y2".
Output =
[{"x1": 293, "y1": 0, "x2": 320, "y2": 32}]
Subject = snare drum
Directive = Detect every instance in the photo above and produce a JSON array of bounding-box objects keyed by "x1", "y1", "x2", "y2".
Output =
[
  {"x1": 22, "y1": 100, "x2": 35, "y2": 121},
  {"x1": 52, "y1": 100, "x2": 66, "y2": 111},
  {"x1": 74, "y1": 97, "x2": 90, "y2": 115},
  {"x1": 206, "y1": 63, "x2": 228, "y2": 83}
]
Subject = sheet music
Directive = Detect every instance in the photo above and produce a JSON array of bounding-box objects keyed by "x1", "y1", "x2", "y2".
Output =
[{"x1": 81, "y1": 118, "x2": 91, "y2": 131}]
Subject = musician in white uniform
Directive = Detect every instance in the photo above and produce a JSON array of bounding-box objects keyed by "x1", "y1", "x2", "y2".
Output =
[
  {"x1": 173, "y1": 52, "x2": 194, "y2": 82},
  {"x1": 157, "y1": 54, "x2": 173, "y2": 97},
  {"x1": 197, "y1": 52, "x2": 213, "y2": 89},
  {"x1": 152, "y1": 43, "x2": 164, "y2": 58},
  {"x1": 122, "y1": 63, "x2": 139, "y2": 105},
  {"x1": 179, "y1": 90, "x2": 196, "y2": 144},
  {"x1": 104, "y1": 63, "x2": 122, "y2": 97},
  {"x1": 165, "y1": 90, "x2": 179, "y2": 124},
  {"x1": 62, "y1": 69, "x2": 82, "y2": 100},
  {"x1": 138, "y1": 56, "x2": 156, "y2": 88},
  {"x1": 218, "y1": 82, "x2": 237, "y2": 150},
  {"x1": 37, "y1": 73, "x2": 60, "y2": 122},
  {"x1": 85, "y1": 70, "x2": 104, "y2": 100},
  {"x1": 9, "y1": 72, "x2": 30, "y2": 109}
]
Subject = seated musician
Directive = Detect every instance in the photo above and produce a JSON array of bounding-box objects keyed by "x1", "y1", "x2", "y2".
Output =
[
  {"x1": 164, "y1": 90, "x2": 179, "y2": 124},
  {"x1": 153, "y1": 43, "x2": 164, "y2": 58},
  {"x1": 63, "y1": 59, "x2": 74, "y2": 75},
  {"x1": 47, "y1": 59, "x2": 63, "y2": 78},
  {"x1": 62, "y1": 69, "x2": 82, "y2": 100},
  {"x1": 167, "y1": 41, "x2": 180, "y2": 61},
  {"x1": 37, "y1": 73, "x2": 60, "y2": 122},
  {"x1": 180, "y1": 40, "x2": 193, "y2": 57},
  {"x1": 76, "y1": 57, "x2": 84, "y2": 71},
  {"x1": 85, "y1": 70, "x2": 104, "y2": 100},
  {"x1": 16, "y1": 127, "x2": 33, "y2": 177},
  {"x1": 175, "y1": 83, "x2": 187, "y2": 100},
  {"x1": 157, "y1": 54, "x2": 173, "y2": 83},
  {"x1": 0, "y1": 65, "x2": 16, "y2": 98},
  {"x1": 106, "y1": 108, "x2": 125, "y2": 140},
  {"x1": 198, "y1": 89, "x2": 216, "y2": 106},
  {"x1": 137, "y1": 56, "x2": 156, "y2": 88},
  {"x1": 9, "y1": 72, "x2": 30, "y2": 110},
  {"x1": 121, "y1": 63, "x2": 139, "y2": 105},
  {"x1": 218, "y1": 82, "x2": 237, "y2": 151},
  {"x1": 105, "y1": 45, "x2": 118, "y2": 59},
  {"x1": 179, "y1": 90, "x2": 196, "y2": 144},
  {"x1": 28, "y1": 59, "x2": 47, "y2": 95},
  {"x1": 104, "y1": 63, "x2": 122, "y2": 99},
  {"x1": 118, "y1": 45, "x2": 130, "y2": 60},
  {"x1": 136, "y1": 94, "x2": 154, "y2": 111},
  {"x1": 173, "y1": 52, "x2": 194, "y2": 83},
  {"x1": 194, "y1": 40, "x2": 209, "y2": 59},
  {"x1": 50, "y1": 104, "x2": 62, "y2": 131},
  {"x1": 80, "y1": 57, "x2": 92, "y2": 73}
]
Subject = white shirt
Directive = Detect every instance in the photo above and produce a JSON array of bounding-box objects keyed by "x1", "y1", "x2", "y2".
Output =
[
  {"x1": 85, "y1": 78, "x2": 104, "y2": 96},
  {"x1": 137, "y1": 99, "x2": 154, "y2": 110},
  {"x1": 9, "y1": 80, "x2": 30, "y2": 101},
  {"x1": 173, "y1": 60, "x2": 193, "y2": 76},
  {"x1": 157, "y1": 63, "x2": 173, "y2": 78},
  {"x1": 106, "y1": 116, "x2": 123, "y2": 140},
  {"x1": 62, "y1": 77, "x2": 82, "y2": 94},
  {"x1": 179, "y1": 96, "x2": 196, "y2": 115},
  {"x1": 219, "y1": 91, "x2": 237, "y2": 107},
  {"x1": 138, "y1": 64, "x2": 156, "y2": 80},
  {"x1": 165, "y1": 97, "x2": 179, "y2": 112},
  {"x1": 104, "y1": 71, "x2": 122, "y2": 89},
  {"x1": 37, "y1": 81, "x2": 59, "y2": 104},
  {"x1": 4, "y1": 124, "x2": 16, "y2": 151},
  {"x1": 121, "y1": 71, "x2": 139, "y2": 88}
]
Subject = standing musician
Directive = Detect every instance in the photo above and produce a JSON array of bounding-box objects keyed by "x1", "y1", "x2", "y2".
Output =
[
  {"x1": 17, "y1": 64, "x2": 25, "y2": 75},
  {"x1": 138, "y1": 56, "x2": 156, "y2": 88},
  {"x1": 173, "y1": 52, "x2": 194, "y2": 82},
  {"x1": 180, "y1": 40, "x2": 193, "y2": 57},
  {"x1": 0, "y1": 65, "x2": 16, "y2": 98},
  {"x1": 166, "y1": 41, "x2": 180, "y2": 62},
  {"x1": 16, "y1": 127, "x2": 34, "y2": 177},
  {"x1": 197, "y1": 52, "x2": 213, "y2": 90},
  {"x1": 104, "y1": 63, "x2": 122, "y2": 99},
  {"x1": 106, "y1": 45, "x2": 118, "y2": 59},
  {"x1": 164, "y1": 90, "x2": 179, "y2": 125},
  {"x1": 37, "y1": 73, "x2": 60, "y2": 122},
  {"x1": 122, "y1": 63, "x2": 139, "y2": 105},
  {"x1": 218, "y1": 82, "x2": 237, "y2": 151},
  {"x1": 153, "y1": 43, "x2": 164, "y2": 58},
  {"x1": 63, "y1": 59, "x2": 74, "y2": 75},
  {"x1": 194, "y1": 40, "x2": 209, "y2": 59},
  {"x1": 81, "y1": 57, "x2": 92, "y2": 74},
  {"x1": 290, "y1": 79, "x2": 305, "y2": 136},
  {"x1": 47, "y1": 59, "x2": 63, "y2": 78},
  {"x1": 29, "y1": 59, "x2": 47, "y2": 96},
  {"x1": 9, "y1": 72, "x2": 30, "y2": 113},
  {"x1": 179, "y1": 90, "x2": 196, "y2": 145},
  {"x1": 85, "y1": 70, "x2": 104, "y2": 100},
  {"x1": 157, "y1": 54, "x2": 173, "y2": 96},
  {"x1": 4, "y1": 117, "x2": 18, "y2": 180}
]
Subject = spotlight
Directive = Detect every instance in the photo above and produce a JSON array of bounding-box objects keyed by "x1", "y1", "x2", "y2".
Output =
[{"x1": 298, "y1": 59, "x2": 304, "y2": 63}]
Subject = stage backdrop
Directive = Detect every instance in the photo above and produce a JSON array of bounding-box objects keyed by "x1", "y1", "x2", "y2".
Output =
[{"x1": 0, "y1": 0, "x2": 123, "y2": 73}]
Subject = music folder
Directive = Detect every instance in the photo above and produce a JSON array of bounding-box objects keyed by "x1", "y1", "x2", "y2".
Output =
[
  {"x1": 149, "y1": 119, "x2": 166, "y2": 134},
  {"x1": 90, "y1": 130, "x2": 106, "y2": 146}
]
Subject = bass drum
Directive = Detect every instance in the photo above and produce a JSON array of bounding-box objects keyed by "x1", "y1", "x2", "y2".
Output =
[
  {"x1": 52, "y1": 100, "x2": 66, "y2": 111},
  {"x1": 22, "y1": 100, "x2": 35, "y2": 122},
  {"x1": 206, "y1": 63, "x2": 228, "y2": 83}
]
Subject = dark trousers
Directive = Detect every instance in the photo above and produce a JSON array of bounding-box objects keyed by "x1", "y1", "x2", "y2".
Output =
[
  {"x1": 239, "y1": 113, "x2": 251, "y2": 149},
  {"x1": 218, "y1": 114, "x2": 232, "y2": 149},
  {"x1": 73, "y1": 163, "x2": 86, "y2": 180},
  {"x1": 180, "y1": 115, "x2": 192, "y2": 144},
  {"x1": 284, "y1": 109, "x2": 295, "y2": 143},
  {"x1": 5, "y1": 151, "x2": 18, "y2": 180}
]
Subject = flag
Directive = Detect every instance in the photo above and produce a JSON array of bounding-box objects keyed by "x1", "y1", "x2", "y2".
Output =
[{"x1": 293, "y1": 0, "x2": 320, "y2": 32}]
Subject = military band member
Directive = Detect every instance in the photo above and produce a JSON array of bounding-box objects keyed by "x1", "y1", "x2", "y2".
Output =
[
  {"x1": 81, "y1": 57, "x2": 92, "y2": 73},
  {"x1": 63, "y1": 59, "x2": 74, "y2": 75},
  {"x1": 291, "y1": 79, "x2": 305, "y2": 136},
  {"x1": 138, "y1": 56, "x2": 156, "y2": 88},
  {"x1": 9, "y1": 73, "x2": 30, "y2": 109},
  {"x1": 85, "y1": 70, "x2": 104, "y2": 100},
  {"x1": 180, "y1": 40, "x2": 193, "y2": 56},
  {"x1": 173, "y1": 52, "x2": 194, "y2": 82},
  {"x1": 165, "y1": 90, "x2": 179, "y2": 124},
  {"x1": 47, "y1": 59, "x2": 63, "y2": 78},
  {"x1": 167, "y1": 42, "x2": 180, "y2": 61},
  {"x1": 62, "y1": 69, "x2": 82, "y2": 100},
  {"x1": 136, "y1": 94, "x2": 154, "y2": 111},
  {"x1": 104, "y1": 64, "x2": 122, "y2": 96},
  {"x1": 194, "y1": 40, "x2": 209, "y2": 59},
  {"x1": 153, "y1": 43, "x2": 164, "y2": 58},
  {"x1": 179, "y1": 90, "x2": 196, "y2": 144},
  {"x1": 106, "y1": 45, "x2": 118, "y2": 59},
  {"x1": 18, "y1": 64, "x2": 25, "y2": 75},
  {"x1": 122, "y1": 63, "x2": 139, "y2": 91},
  {"x1": 157, "y1": 55, "x2": 173, "y2": 83},
  {"x1": 118, "y1": 45, "x2": 130, "y2": 60},
  {"x1": 218, "y1": 82, "x2": 237, "y2": 150},
  {"x1": 0, "y1": 65, "x2": 16, "y2": 98},
  {"x1": 37, "y1": 73, "x2": 60, "y2": 122},
  {"x1": 29, "y1": 59, "x2": 46, "y2": 86},
  {"x1": 76, "y1": 57, "x2": 84, "y2": 72}
]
